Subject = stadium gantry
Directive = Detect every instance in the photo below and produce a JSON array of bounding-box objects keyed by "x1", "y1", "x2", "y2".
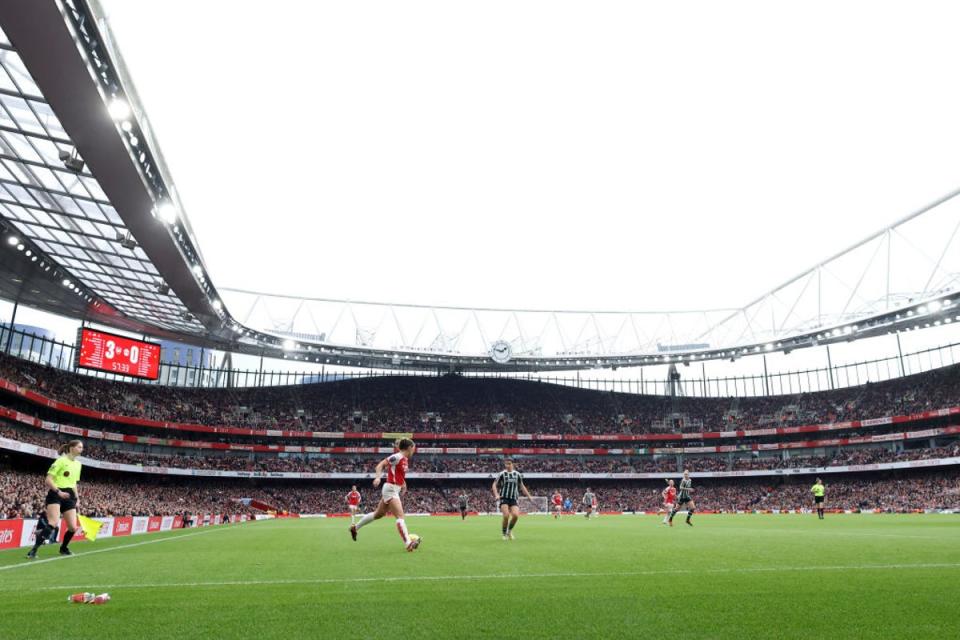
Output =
[{"x1": 0, "y1": 0, "x2": 959, "y2": 372}]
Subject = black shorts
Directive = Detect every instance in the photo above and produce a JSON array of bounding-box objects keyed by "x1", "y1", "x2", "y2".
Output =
[
  {"x1": 677, "y1": 496, "x2": 692, "y2": 506},
  {"x1": 459, "y1": 505, "x2": 468, "y2": 512},
  {"x1": 814, "y1": 496, "x2": 824, "y2": 504},
  {"x1": 500, "y1": 498, "x2": 518, "y2": 508},
  {"x1": 44, "y1": 487, "x2": 77, "y2": 512}
]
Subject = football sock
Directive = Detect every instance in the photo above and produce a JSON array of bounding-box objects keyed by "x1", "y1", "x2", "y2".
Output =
[
  {"x1": 355, "y1": 512, "x2": 376, "y2": 530},
  {"x1": 60, "y1": 530, "x2": 74, "y2": 550},
  {"x1": 668, "y1": 509, "x2": 677, "y2": 523},
  {"x1": 686, "y1": 509, "x2": 694, "y2": 523},
  {"x1": 396, "y1": 518, "x2": 409, "y2": 544}
]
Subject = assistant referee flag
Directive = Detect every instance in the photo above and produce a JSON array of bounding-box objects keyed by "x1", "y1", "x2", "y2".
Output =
[{"x1": 77, "y1": 515, "x2": 103, "y2": 542}]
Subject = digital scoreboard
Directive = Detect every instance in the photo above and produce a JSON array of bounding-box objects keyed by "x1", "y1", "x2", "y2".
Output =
[{"x1": 75, "y1": 328, "x2": 161, "y2": 380}]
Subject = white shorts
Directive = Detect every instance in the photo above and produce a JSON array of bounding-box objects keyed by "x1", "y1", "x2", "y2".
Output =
[
  {"x1": 665, "y1": 503, "x2": 675, "y2": 511},
  {"x1": 381, "y1": 483, "x2": 402, "y2": 504},
  {"x1": 348, "y1": 504, "x2": 359, "y2": 512}
]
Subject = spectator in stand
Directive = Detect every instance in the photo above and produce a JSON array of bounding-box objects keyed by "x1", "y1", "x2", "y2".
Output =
[
  {"x1": 2, "y1": 419, "x2": 957, "y2": 475},
  {"x1": 2, "y1": 351, "x2": 959, "y2": 436}
]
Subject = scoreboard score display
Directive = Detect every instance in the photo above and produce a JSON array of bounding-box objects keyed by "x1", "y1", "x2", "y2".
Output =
[{"x1": 75, "y1": 328, "x2": 161, "y2": 380}]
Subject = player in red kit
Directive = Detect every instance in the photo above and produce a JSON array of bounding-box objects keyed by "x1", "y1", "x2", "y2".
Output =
[
  {"x1": 662, "y1": 479, "x2": 677, "y2": 526},
  {"x1": 350, "y1": 438, "x2": 421, "y2": 551},
  {"x1": 552, "y1": 490, "x2": 563, "y2": 519},
  {"x1": 346, "y1": 485, "x2": 361, "y2": 525}
]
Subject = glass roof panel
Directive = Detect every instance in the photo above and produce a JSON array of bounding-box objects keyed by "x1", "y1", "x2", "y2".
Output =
[{"x1": 0, "y1": 19, "x2": 206, "y2": 336}]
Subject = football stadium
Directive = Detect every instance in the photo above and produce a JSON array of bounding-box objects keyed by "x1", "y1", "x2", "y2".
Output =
[{"x1": 1, "y1": 1, "x2": 960, "y2": 638}]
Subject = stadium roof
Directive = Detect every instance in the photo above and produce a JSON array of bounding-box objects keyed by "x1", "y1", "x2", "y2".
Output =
[{"x1": 0, "y1": 0, "x2": 958, "y2": 372}]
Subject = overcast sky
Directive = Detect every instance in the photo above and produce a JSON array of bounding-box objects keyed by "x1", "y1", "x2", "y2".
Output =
[{"x1": 100, "y1": 0, "x2": 960, "y2": 313}]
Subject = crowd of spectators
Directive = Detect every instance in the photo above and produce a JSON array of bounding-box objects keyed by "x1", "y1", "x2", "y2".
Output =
[
  {"x1": 4, "y1": 418, "x2": 958, "y2": 475},
  {"x1": 2, "y1": 352, "x2": 959, "y2": 437},
  {"x1": 728, "y1": 444, "x2": 960, "y2": 470},
  {"x1": 3, "y1": 463, "x2": 958, "y2": 518},
  {"x1": 0, "y1": 467, "x2": 255, "y2": 518}
]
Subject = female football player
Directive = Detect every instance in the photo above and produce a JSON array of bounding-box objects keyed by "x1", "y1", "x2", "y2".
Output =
[
  {"x1": 492, "y1": 458, "x2": 533, "y2": 540},
  {"x1": 350, "y1": 438, "x2": 420, "y2": 551}
]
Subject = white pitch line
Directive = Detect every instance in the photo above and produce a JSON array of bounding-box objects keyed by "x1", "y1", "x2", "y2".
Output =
[
  {"x1": 0, "y1": 524, "x2": 245, "y2": 573},
  {"x1": 716, "y1": 526, "x2": 954, "y2": 541},
  {"x1": 8, "y1": 562, "x2": 960, "y2": 593}
]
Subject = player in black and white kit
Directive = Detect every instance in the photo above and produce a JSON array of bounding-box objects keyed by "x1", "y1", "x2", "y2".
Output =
[
  {"x1": 492, "y1": 458, "x2": 532, "y2": 540},
  {"x1": 458, "y1": 492, "x2": 469, "y2": 520},
  {"x1": 582, "y1": 488, "x2": 596, "y2": 519},
  {"x1": 668, "y1": 469, "x2": 695, "y2": 527}
]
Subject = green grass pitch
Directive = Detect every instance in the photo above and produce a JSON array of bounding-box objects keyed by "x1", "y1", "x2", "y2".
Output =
[{"x1": 1, "y1": 514, "x2": 959, "y2": 639}]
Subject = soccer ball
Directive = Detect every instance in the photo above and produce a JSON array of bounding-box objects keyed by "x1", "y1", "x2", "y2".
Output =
[{"x1": 408, "y1": 533, "x2": 421, "y2": 550}]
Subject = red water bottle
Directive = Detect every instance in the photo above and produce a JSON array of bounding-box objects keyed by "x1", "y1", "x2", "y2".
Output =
[
  {"x1": 68, "y1": 592, "x2": 95, "y2": 603},
  {"x1": 91, "y1": 593, "x2": 111, "y2": 605}
]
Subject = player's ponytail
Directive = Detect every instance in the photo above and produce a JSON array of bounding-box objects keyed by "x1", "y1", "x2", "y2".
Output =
[
  {"x1": 395, "y1": 437, "x2": 415, "y2": 451},
  {"x1": 58, "y1": 440, "x2": 82, "y2": 455}
]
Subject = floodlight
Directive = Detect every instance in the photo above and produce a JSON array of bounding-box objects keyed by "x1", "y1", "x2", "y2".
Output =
[
  {"x1": 156, "y1": 203, "x2": 177, "y2": 224},
  {"x1": 108, "y1": 98, "x2": 131, "y2": 121}
]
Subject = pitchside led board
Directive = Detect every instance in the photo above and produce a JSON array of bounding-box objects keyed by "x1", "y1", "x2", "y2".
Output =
[{"x1": 74, "y1": 328, "x2": 161, "y2": 381}]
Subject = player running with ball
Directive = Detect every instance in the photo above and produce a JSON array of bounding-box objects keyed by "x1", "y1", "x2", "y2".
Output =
[
  {"x1": 350, "y1": 438, "x2": 421, "y2": 551},
  {"x1": 668, "y1": 470, "x2": 695, "y2": 527}
]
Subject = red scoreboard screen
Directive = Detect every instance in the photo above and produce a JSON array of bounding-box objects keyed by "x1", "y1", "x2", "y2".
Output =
[{"x1": 75, "y1": 328, "x2": 161, "y2": 380}]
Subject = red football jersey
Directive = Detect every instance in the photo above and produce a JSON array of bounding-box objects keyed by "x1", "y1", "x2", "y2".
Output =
[
  {"x1": 552, "y1": 493, "x2": 562, "y2": 506},
  {"x1": 347, "y1": 491, "x2": 361, "y2": 506},
  {"x1": 386, "y1": 453, "x2": 408, "y2": 485},
  {"x1": 663, "y1": 487, "x2": 677, "y2": 503}
]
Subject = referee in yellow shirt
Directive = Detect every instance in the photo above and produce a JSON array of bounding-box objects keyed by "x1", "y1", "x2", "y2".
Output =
[
  {"x1": 27, "y1": 440, "x2": 84, "y2": 559},
  {"x1": 811, "y1": 477, "x2": 826, "y2": 520}
]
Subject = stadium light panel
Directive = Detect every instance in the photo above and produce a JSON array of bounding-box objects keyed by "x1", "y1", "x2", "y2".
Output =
[
  {"x1": 62, "y1": 279, "x2": 70, "y2": 287},
  {"x1": 282, "y1": 339, "x2": 295, "y2": 351},
  {"x1": 108, "y1": 98, "x2": 131, "y2": 121},
  {"x1": 156, "y1": 203, "x2": 177, "y2": 224},
  {"x1": 212, "y1": 299, "x2": 222, "y2": 311},
  {"x1": 7, "y1": 236, "x2": 18, "y2": 245},
  {"x1": 16, "y1": 244, "x2": 23, "y2": 251}
]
